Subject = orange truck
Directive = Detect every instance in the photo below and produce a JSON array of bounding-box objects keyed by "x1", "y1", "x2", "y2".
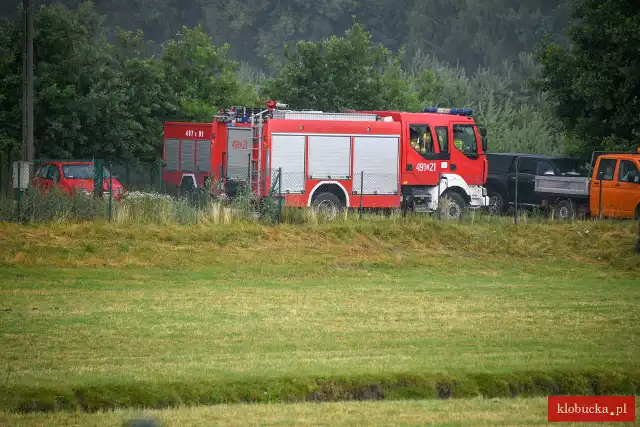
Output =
[{"x1": 534, "y1": 149, "x2": 640, "y2": 220}]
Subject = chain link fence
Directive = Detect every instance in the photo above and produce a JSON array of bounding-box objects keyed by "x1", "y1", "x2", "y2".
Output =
[{"x1": 1, "y1": 158, "x2": 636, "y2": 225}]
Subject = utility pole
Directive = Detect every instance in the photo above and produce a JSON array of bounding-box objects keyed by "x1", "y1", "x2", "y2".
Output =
[
  {"x1": 21, "y1": 0, "x2": 27, "y2": 161},
  {"x1": 22, "y1": 0, "x2": 34, "y2": 170}
]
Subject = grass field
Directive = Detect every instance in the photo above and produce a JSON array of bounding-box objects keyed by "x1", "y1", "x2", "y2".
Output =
[
  {"x1": 0, "y1": 397, "x2": 629, "y2": 426},
  {"x1": 0, "y1": 217, "x2": 638, "y2": 423}
]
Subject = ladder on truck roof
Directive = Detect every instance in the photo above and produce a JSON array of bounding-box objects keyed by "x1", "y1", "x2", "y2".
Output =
[
  {"x1": 247, "y1": 109, "x2": 379, "y2": 196},
  {"x1": 215, "y1": 105, "x2": 382, "y2": 124},
  {"x1": 270, "y1": 110, "x2": 380, "y2": 121},
  {"x1": 249, "y1": 114, "x2": 264, "y2": 196}
]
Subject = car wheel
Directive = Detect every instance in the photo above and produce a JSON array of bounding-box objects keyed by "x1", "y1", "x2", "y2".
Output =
[
  {"x1": 311, "y1": 192, "x2": 343, "y2": 220},
  {"x1": 487, "y1": 192, "x2": 504, "y2": 215},
  {"x1": 554, "y1": 199, "x2": 575, "y2": 221}
]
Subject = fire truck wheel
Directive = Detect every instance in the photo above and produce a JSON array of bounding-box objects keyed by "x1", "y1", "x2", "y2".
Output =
[
  {"x1": 311, "y1": 192, "x2": 343, "y2": 220},
  {"x1": 439, "y1": 192, "x2": 466, "y2": 221},
  {"x1": 180, "y1": 177, "x2": 196, "y2": 195}
]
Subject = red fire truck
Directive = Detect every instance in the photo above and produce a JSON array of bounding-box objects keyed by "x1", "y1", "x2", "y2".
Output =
[
  {"x1": 162, "y1": 101, "x2": 489, "y2": 219},
  {"x1": 162, "y1": 122, "x2": 215, "y2": 191}
]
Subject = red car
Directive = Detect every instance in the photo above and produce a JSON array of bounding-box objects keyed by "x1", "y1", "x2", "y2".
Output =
[{"x1": 32, "y1": 161, "x2": 126, "y2": 200}]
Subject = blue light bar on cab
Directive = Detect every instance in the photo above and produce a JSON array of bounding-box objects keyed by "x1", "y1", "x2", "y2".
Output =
[{"x1": 424, "y1": 107, "x2": 473, "y2": 116}]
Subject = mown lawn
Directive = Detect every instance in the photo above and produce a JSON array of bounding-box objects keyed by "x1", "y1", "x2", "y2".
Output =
[
  {"x1": 0, "y1": 219, "x2": 638, "y2": 413},
  {"x1": 0, "y1": 397, "x2": 629, "y2": 427}
]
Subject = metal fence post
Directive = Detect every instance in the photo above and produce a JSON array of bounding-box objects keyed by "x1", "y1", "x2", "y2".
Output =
[
  {"x1": 156, "y1": 160, "x2": 162, "y2": 193},
  {"x1": 94, "y1": 159, "x2": 104, "y2": 198},
  {"x1": 278, "y1": 167, "x2": 282, "y2": 225},
  {"x1": 247, "y1": 153, "x2": 251, "y2": 185},
  {"x1": 195, "y1": 166, "x2": 200, "y2": 225},
  {"x1": 108, "y1": 161, "x2": 113, "y2": 222},
  {"x1": 514, "y1": 157, "x2": 519, "y2": 225},
  {"x1": 16, "y1": 161, "x2": 21, "y2": 221},
  {"x1": 359, "y1": 171, "x2": 364, "y2": 220},
  {"x1": 598, "y1": 174, "x2": 603, "y2": 220},
  {"x1": 437, "y1": 171, "x2": 442, "y2": 220},
  {"x1": 219, "y1": 164, "x2": 224, "y2": 192}
]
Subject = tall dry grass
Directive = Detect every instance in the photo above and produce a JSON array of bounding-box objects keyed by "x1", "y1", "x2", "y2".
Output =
[{"x1": 0, "y1": 186, "x2": 634, "y2": 229}]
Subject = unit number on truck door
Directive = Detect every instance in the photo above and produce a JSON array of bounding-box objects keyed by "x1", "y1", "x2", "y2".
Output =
[
  {"x1": 416, "y1": 162, "x2": 437, "y2": 172},
  {"x1": 231, "y1": 139, "x2": 248, "y2": 149},
  {"x1": 186, "y1": 129, "x2": 205, "y2": 138}
]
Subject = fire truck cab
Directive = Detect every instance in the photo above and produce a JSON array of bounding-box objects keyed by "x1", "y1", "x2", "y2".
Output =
[
  {"x1": 162, "y1": 102, "x2": 489, "y2": 219},
  {"x1": 365, "y1": 108, "x2": 489, "y2": 216}
]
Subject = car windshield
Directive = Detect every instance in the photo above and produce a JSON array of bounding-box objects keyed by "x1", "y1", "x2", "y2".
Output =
[
  {"x1": 62, "y1": 164, "x2": 111, "y2": 179},
  {"x1": 552, "y1": 159, "x2": 589, "y2": 177}
]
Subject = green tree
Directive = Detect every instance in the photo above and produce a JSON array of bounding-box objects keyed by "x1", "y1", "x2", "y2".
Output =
[
  {"x1": 112, "y1": 28, "x2": 179, "y2": 161},
  {"x1": 536, "y1": 0, "x2": 640, "y2": 158},
  {"x1": 264, "y1": 22, "x2": 416, "y2": 112},
  {"x1": 160, "y1": 25, "x2": 259, "y2": 121},
  {"x1": 30, "y1": 2, "x2": 178, "y2": 162},
  {"x1": 0, "y1": 2, "x2": 179, "y2": 163},
  {"x1": 25, "y1": 2, "x2": 116, "y2": 160},
  {"x1": 0, "y1": 15, "x2": 21, "y2": 160}
]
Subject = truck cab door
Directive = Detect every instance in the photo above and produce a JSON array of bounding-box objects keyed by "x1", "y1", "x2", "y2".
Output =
[
  {"x1": 613, "y1": 159, "x2": 640, "y2": 218},
  {"x1": 590, "y1": 158, "x2": 618, "y2": 217},
  {"x1": 449, "y1": 123, "x2": 484, "y2": 185},
  {"x1": 404, "y1": 123, "x2": 447, "y2": 186}
]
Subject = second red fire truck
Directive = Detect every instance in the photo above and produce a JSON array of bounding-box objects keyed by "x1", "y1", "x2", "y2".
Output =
[{"x1": 162, "y1": 101, "x2": 489, "y2": 219}]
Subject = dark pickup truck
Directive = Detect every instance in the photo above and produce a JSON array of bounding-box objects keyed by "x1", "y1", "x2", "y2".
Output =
[{"x1": 485, "y1": 153, "x2": 590, "y2": 217}]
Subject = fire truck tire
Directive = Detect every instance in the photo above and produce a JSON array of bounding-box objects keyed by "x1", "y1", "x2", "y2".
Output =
[
  {"x1": 439, "y1": 191, "x2": 466, "y2": 221},
  {"x1": 311, "y1": 192, "x2": 343, "y2": 220},
  {"x1": 180, "y1": 177, "x2": 196, "y2": 194}
]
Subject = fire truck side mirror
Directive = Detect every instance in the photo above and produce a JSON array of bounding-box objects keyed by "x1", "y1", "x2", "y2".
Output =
[{"x1": 478, "y1": 125, "x2": 488, "y2": 152}]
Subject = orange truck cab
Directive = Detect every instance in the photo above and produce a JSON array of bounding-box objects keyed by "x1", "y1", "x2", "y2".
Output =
[
  {"x1": 590, "y1": 152, "x2": 640, "y2": 219},
  {"x1": 533, "y1": 149, "x2": 640, "y2": 220}
]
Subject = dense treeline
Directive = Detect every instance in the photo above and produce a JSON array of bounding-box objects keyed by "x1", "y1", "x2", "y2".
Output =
[
  {"x1": 0, "y1": 0, "x2": 638, "y2": 172},
  {"x1": 1, "y1": 0, "x2": 569, "y2": 72}
]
